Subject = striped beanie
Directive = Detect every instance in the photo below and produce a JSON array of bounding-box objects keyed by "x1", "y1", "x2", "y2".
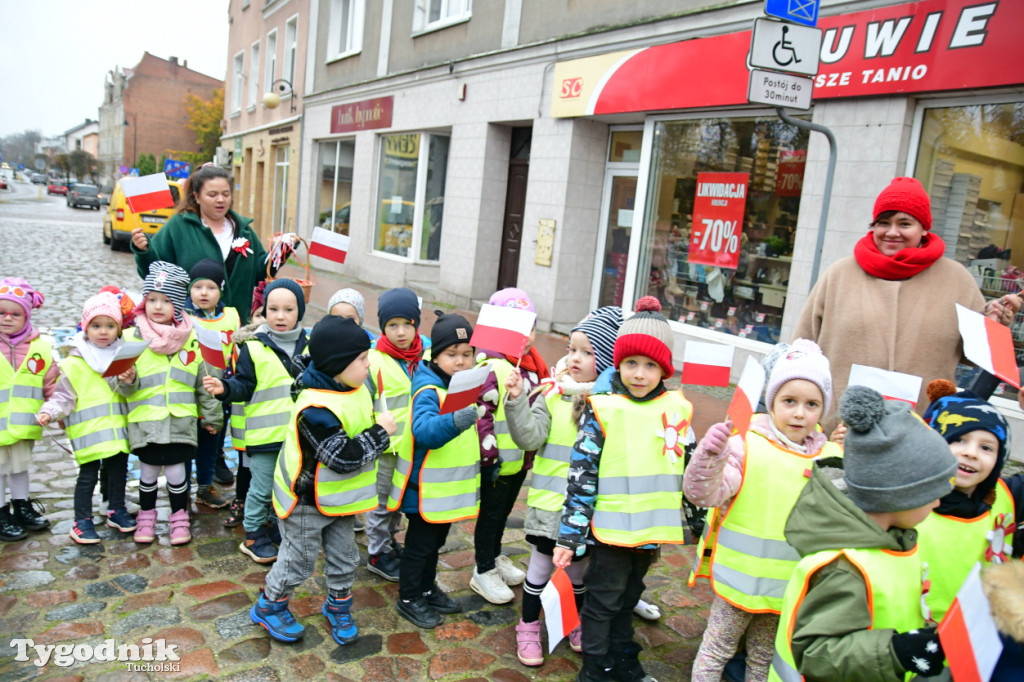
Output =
[
  {"x1": 613, "y1": 297, "x2": 675, "y2": 378},
  {"x1": 143, "y1": 261, "x2": 190, "y2": 321},
  {"x1": 572, "y1": 306, "x2": 623, "y2": 374}
]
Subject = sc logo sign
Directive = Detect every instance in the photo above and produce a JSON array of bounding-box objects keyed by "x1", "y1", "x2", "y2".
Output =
[{"x1": 560, "y1": 77, "x2": 583, "y2": 99}]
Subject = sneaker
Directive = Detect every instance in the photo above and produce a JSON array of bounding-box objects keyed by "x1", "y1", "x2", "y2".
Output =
[
  {"x1": 0, "y1": 508, "x2": 27, "y2": 542},
  {"x1": 470, "y1": 567, "x2": 515, "y2": 604},
  {"x1": 569, "y1": 625, "x2": 583, "y2": 653},
  {"x1": 495, "y1": 554, "x2": 526, "y2": 586},
  {"x1": 223, "y1": 497, "x2": 245, "y2": 527},
  {"x1": 353, "y1": 515, "x2": 365, "y2": 532},
  {"x1": 516, "y1": 619, "x2": 544, "y2": 666},
  {"x1": 214, "y1": 457, "x2": 235, "y2": 487},
  {"x1": 69, "y1": 519, "x2": 101, "y2": 544},
  {"x1": 169, "y1": 509, "x2": 191, "y2": 545},
  {"x1": 250, "y1": 589, "x2": 304, "y2": 642},
  {"x1": 424, "y1": 585, "x2": 461, "y2": 614},
  {"x1": 106, "y1": 508, "x2": 137, "y2": 532},
  {"x1": 367, "y1": 550, "x2": 400, "y2": 582},
  {"x1": 396, "y1": 596, "x2": 441, "y2": 629},
  {"x1": 633, "y1": 599, "x2": 661, "y2": 621},
  {"x1": 196, "y1": 484, "x2": 229, "y2": 509},
  {"x1": 240, "y1": 527, "x2": 278, "y2": 563},
  {"x1": 323, "y1": 593, "x2": 359, "y2": 645},
  {"x1": 10, "y1": 499, "x2": 49, "y2": 532},
  {"x1": 133, "y1": 508, "x2": 157, "y2": 544}
]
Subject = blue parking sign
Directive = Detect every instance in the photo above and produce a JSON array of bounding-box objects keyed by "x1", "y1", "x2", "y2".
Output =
[
  {"x1": 765, "y1": 0, "x2": 819, "y2": 26},
  {"x1": 163, "y1": 159, "x2": 191, "y2": 179}
]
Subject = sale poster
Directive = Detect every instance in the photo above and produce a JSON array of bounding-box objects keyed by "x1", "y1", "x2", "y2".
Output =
[
  {"x1": 775, "y1": 151, "x2": 806, "y2": 197},
  {"x1": 688, "y1": 172, "x2": 749, "y2": 269}
]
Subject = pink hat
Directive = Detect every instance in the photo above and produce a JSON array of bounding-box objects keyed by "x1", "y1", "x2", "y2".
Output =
[
  {"x1": 81, "y1": 292, "x2": 123, "y2": 330},
  {"x1": 488, "y1": 287, "x2": 534, "y2": 313},
  {"x1": 764, "y1": 338, "x2": 833, "y2": 415},
  {"x1": 0, "y1": 277, "x2": 44, "y2": 318}
]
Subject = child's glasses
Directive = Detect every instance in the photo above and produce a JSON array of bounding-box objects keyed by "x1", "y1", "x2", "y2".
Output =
[
  {"x1": 0, "y1": 285, "x2": 26, "y2": 297},
  {"x1": 0, "y1": 311, "x2": 24, "y2": 319}
]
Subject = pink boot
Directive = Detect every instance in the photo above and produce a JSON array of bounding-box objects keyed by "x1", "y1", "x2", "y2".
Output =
[
  {"x1": 133, "y1": 509, "x2": 157, "y2": 544},
  {"x1": 516, "y1": 619, "x2": 544, "y2": 666},
  {"x1": 569, "y1": 625, "x2": 582, "y2": 653},
  {"x1": 169, "y1": 509, "x2": 191, "y2": 545}
]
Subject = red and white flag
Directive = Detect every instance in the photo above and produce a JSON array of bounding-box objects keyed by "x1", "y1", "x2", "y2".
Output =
[
  {"x1": 681, "y1": 341, "x2": 734, "y2": 386},
  {"x1": 120, "y1": 173, "x2": 175, "y2": 214},
  {"x1": 957, "y1": 304, "x2": 1020, "y2": 388},
  {"x1": 540, "y1": 567, "x2": 581, "y2": 654},
  {"x1": 439, "y1": 365, "x2": 489, "y2": 415},
  {"x1": 727, "y1": 356, "x2": 765, "y2": 437},
  {"x1": 470, "y1": 304, "x2": 537, "y2": 358},
  {"x1": 848, "y1": 364, "x2": 922, "y2": 407},
  {"x1": 193, "y1": 324, "x2": 227, "y2": 370},
  {"x1": 309, "y1": 226, "x2": 351, "y2": 265},
  {"x1": 938, "y1": 562, "x2": 1003, "y2": 682},
  {"x1": 102, "y1": 340, "x2": 151, "y2": 378}
]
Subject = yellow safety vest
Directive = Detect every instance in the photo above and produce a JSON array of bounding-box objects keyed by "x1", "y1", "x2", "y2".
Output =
[
  {"x1": 769, "y1": 546, "x2": 925, "y2": 682},
  {"x1": 526, "y1": 389, "x2": 578, "y2": 512},
  {"x1": 696, "y1": 431, "x2": 843, "y2": 614},
  {"x1": 478, "y1": 358, "x2": 526, "y2": 476},
  {"x1": 588, "y1": 390, "x2": 692, "y2": 547},
  {"x1": 193, "y1": 307, "x2": 240, "y2": 368},
  {"x1": 61, "y1": 355, "x2": 129, "y2": 465},
  {"x1": 369, "y1": 349, "x2": 416, "y2": 498},
  {"x1": 917, "y1": 478, "x2": 1016, "y2": 622},
  {"x1": 0, "y1": 337, "x2": 51, "y2": 445},
  {"x1": 272, "y1": 387, "x2": 378, "y2": 519},
  {"x1": 231, "y1": 341, "x2": 294, "y2": 449},
  {"x1": 126, "y1": 332, "x2": 201, "y2": 425}
]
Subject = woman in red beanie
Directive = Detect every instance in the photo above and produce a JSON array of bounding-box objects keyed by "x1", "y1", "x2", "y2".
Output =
[{"x1": 795, "y1": 177, "x2": 1020, "y2": 431}]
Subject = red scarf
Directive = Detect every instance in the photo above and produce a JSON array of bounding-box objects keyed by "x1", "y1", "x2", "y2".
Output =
[
  {"x1": 375, "y1": 333, "x2": 424, "y2": 376},
  {"x1": 853, "y1": 231, "x2": 945, "y2": 280},
  {"x1": 504, "y1": 346, "x2": 550, "y2": 380}
]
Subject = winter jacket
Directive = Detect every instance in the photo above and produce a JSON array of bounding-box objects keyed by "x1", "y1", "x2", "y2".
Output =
[
  {"x1": 784, "y1": 459, "x2": 921, "y2": 682},
  {"x1": 983, "y1": 560, "x2": 1024, "y2": 681},
  {"x1": 1, "y1": 328, "x2": 59, "y2": 405},
  {"x1": 132, "y1": 209, "x2": 268, "y2": 325},
  {"x1": 475, "y1": 348, "x2": 543, "y2": 470}
]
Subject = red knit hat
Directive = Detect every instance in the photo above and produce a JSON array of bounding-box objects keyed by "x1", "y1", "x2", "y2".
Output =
[
  {"x1": 873, "y1": 177, "x2": 932, "y2": 231},
  {"x1": 613, "y1": 297, "x2": 675, "y2": 378}
]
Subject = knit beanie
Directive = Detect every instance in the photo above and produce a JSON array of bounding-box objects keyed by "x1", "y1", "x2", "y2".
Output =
[
  {"x1": 81, "y1": 292, "x2": 123, "y2": 330},
  {"x1": 873, "y1": 177, "x2": 932, "y2": 231},
  {"x1": 840, "y1": 385, "x2": 957, "y2": 513},
  {"x1": 377, "y1": 287, "x2": 421, "y2": 330},
  {"x1": 764, "y1": 338, "x2": 833, "y2": 415},
  {"x1": 142, "y1": 262, "x2": 190, "y2": 321},
  {"x1": 0, "y1": 277, "x2": 44, "y2": 319},
  {"x1": 189, "y1": 258, "x2": 225, "y2": 291},
  {"x1": 572, "y1": 306, "x2": 623, "y2": 374},
  {"x1": 613, "y1": 297, "x2": 675, "y2": 378},
  {"x1": 262, "y1": 279, "x2": 306, "y2": 321},
  {"x1": 488, "y1": 287, "x2": 535, "y2": 313},
  {"x1": 430, "y1": 310, "x2": 473, "y2": 355},
  {"x1": 308, "y1": 315, "x2": 370, "y2": 378},
  {"x1": 923, "y1": 380, "x2": 1010, "y2": 502},
  {"x1": 328, "y1": 288, "x2": 366, "y2": 326}
]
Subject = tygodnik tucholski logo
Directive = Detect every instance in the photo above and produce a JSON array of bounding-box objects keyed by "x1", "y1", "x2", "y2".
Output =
[{"x1": 10, "y1": 637, "x2": 180, "y2": 671}]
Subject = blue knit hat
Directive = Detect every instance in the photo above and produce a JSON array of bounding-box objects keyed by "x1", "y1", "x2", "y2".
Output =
[
  {"x1": 262, "y1": 279, "x2": 306, "y2": 321},
  {"x1": 377, "y1": 287, "x2": 420, "y2": 330}
]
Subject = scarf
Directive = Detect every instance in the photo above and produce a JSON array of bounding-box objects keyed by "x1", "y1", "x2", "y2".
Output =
[
  {"x1": 853, "y1": 230, "x2": 945, "y2": 280},
  {"x1": 375, "y1": 333, "x2": 424, "y2": 376},
  {"x1": 259, "y1": 323, "x2": 304, "y2": 359},
  {"x1": 70, "y1": 332, "x2": 125, "y2": 374},
  {"x1": 134, "y1": 310, "x2": 193, "y2": 355},
  {"x1": 0, "y1": 323, "x2": 36, "y2": 350},
  {"x1": 504, "y1": 346, "x2": 550, "y2": 381}
]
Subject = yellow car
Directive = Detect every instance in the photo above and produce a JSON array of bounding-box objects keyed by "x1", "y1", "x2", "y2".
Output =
[{"x1": 102, "y1": 179, "x2": 182, "y2": 251}]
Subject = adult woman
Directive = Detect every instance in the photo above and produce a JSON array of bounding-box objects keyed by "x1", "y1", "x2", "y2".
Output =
[
  {"x1": 795, "y1": 177, "x2": 1020, "y2": 430},
  {"x1": 131, "y1": 165, "x2": 269, "y2": 325}
]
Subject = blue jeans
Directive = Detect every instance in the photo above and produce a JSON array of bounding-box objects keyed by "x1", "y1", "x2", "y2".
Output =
[{"x1": 243, "y1": 451, "x2": 277, "y2": 533}]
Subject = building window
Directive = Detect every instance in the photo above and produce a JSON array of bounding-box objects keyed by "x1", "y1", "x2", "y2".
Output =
[
  {"x1": 283, "y1": 15, "x2": 297, "y2": 90},
  {"x1": 374, "y1": 132, "x2": 450, "y2": 260},
  {"x1": 413, "y1": 0, "x2": 472, "y2": 33},
  {"x1": 248, "y1": 42, "x2": 260, "y2": 107},
  {"x1": 327, "y1": 0, "x2": 363, "y2": 61},
  {"x1": 273, "y1": 145, "x2": 290, "y2": 232},
  {"x1": 316, "y1": 139, "x2": 356, "y2": 235},
  {"x1": 265, "y1": 29, "x2": 277, "y2": 97},
  {"x1": 231, "y1": 51, "x2": 244, "y2": 112}
]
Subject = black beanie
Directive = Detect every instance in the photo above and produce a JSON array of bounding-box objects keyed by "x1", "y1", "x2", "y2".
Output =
[
  {"x1": 262, "y1": 279, "x2": 306, "y2": 321},
  {"x1": 308, "y1": 315, "x2": 370, "y2": 377},
  {"x1": 377, "y1": 287, "x2": 421, "y2": 330},
  {"x1": 189, "y1": 258, "x2": 225, "y2": 291},
  {"x1": 430, "y1": 310, "x2": 473, "y2": 355}
]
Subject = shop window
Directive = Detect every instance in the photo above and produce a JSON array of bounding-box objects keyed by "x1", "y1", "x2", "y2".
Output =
[
  {"x1": 316, "y1": 140, "x2": 355, "y2": 236},
  {"x1": 375, "y1": 133, "x2": 449, "y2": 260},
  {"x1": 637, "y1": 116, "x2": 809, "y2": 343}
]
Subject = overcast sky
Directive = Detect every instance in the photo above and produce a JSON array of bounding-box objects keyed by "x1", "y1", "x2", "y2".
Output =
[{"x1": 0, "y1": 0, "x2": 230, "y2": 138}]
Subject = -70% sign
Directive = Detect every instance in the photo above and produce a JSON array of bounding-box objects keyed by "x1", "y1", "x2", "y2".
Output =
[
  {"x1": 695, "y1": 218, "x2": 739, "y2": 254},
  {"x1": 688, "y1": 172, "x2": 750, "y2": 269}
]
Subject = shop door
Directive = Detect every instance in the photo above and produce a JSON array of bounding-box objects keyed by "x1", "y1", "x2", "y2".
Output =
[
  {"x1": 594, "y1": 173, "x2": 638, "y2": 308},
  {"x1": 497, "y1": 127, "x2": 531, "y2": 290}
]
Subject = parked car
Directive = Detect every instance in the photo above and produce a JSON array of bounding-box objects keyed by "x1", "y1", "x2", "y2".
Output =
[
  {"x1": 0, "y1": 177, "x2": 8, "y2": 191},
  {"x1": 103, "y1": 179, "x2": 182, "y2": 250},
  {"x1": 47, "y1": 180, "x2": 68, "y2": 196},
  {"x1": 67, "y1": 183, "x2": 100, "y2": 210},
  {"x1": 98, "y1": 185, "x2": 113, "y2": 206},
  {"x1": 31, "y1": 173, "x2": 46, "y2": 185}
]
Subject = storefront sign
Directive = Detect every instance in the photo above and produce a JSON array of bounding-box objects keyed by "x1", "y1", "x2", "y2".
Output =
[
  {"x1": 552, "y1": 0, "x2": 1022, "y2": 117},
  {"x1": 775, "y1": 150, "x2": 806, "y2": 196},
  {"x1": 330, "y1": 96, "x2": 394, "y2": 134},
  {"x1": 688, "y1": 173, "x2": 749, "y2": 269}
]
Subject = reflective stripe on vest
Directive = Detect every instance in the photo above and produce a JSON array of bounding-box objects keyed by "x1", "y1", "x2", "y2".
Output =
[
  {"x1": 230, "y1": 403, "x2": 245, "y2": 449},
  {"x1": 477, "y1": 358, "x2": 525, "y2": 476},
  {"x1": 61, "y1": 355, "x2": 130, "y2": 465},
  {"x1": 126, "y1": 332, "x2": 200, "y2": 424},
  {"x1": 193, "y1": 307, "x2": 240, "y2": 367},
  {"x1": 527, "y1": 391, "x2": 577, "y2": 512},
  {"x1": 412, "y1": 384, "x2": 481, "y2": 523},
  {"x1": 239, "y1": 342, "x2": 295, "y2": 448},
  {"x1": 369, "y1": 350, "x2": 416, "y2": 508},
  {"x1": 272, "y1": 387, "x2": 377, "y2": 518},
  {"x1": 588, "y1": 390, "x2": 692, "y2": 547},
  {"x1": 0, "y1": 337, "x2": 51, "y2": 445}
]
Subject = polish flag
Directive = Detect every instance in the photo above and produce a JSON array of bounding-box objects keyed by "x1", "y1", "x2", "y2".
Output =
[
  {"x1": 727, "y1": 356, "x2": 765, "y2": 437},
  {"x1": 120, "y1": 173, "x2": 175, "y2": 214},
  {"x1": 847, "y1": 364, "x2": 922, "y2": 407},
  {"x1": 439, "y1": 365, "x2": 489, "y2": 415},
  {"x1": 309, "y1": 226, "x2": 350, "y2": 264},
  {"x1": 681, "y1": 341, "x2": 734, "y2": 386},
  {"x1": 956, "y1": 304, "x2": 1020, "y2": 388},
  {"x1": 470, "y1": 304, "x2": 537, "y2": 359},
  {"x1": 938, "y1": 562, "x2": 1003, "y2": 682},
  {"x1": 193, "y1": 324, "x2": 227, "y2": 370},
  {"x1": 101, "y1": 340, "x2": 151, "y2": 377},
  {"x1": 540, "y1": 567, "x2": 581, "y2": 654}
]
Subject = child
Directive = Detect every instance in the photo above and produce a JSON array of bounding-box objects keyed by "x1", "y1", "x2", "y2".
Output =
[
  {"x1": 769, "y1": 386, "x2": 957, "y2": 681},
  {"x1": 364, "y1": 287, "x2": 425, "y2": 581},
  {"x1": 687, "y1": 339, "x2": 840, "y2": 682},
  {"x1": 472, "y1": 287, "x2": 546, "y2": 604},
  {"x1": 250, "y1": 315, "x2": 395, "y2": 645},
  {"x1": 328, "y1": 288, "x2": 374, "y2": 342},
  {"x1": 0, "y1": 278, "x2": 55, "y2": 541},
  {"x1": 917, "y1": 380, "x2": 1023, "y2": 622},
  {"x1": 504, "y1": 305, "x2": 623, "y2": 666},
  {"x1": 394, "y1": 311, "x2": 480, "y2": 629},
  {"x1": 204, "y1": 279, "x2": 308, "y2": 563},
  {"x1": 554, "y1": 297, "x2": 692, "y2": 682},
  {"x1": 187, "y1": 258, "x2": 239, "y2": 509},
  {"x1": 123, "y1": 262, "x2": 223, "y2": 546},
  {"x1": 37, "y1": 292, "x2": 136, "y2": 543}
]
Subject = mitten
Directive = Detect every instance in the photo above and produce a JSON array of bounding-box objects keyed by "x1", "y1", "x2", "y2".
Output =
[
  {"x1": 702, "y1": 422, "x2": 732, "y2": 457},
  {"x1": 891, "y1": 628, "x2": 945, "y2": 677},
  {"x1": 453, "y1": 405, "x2": 477, "y2": 431}
]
